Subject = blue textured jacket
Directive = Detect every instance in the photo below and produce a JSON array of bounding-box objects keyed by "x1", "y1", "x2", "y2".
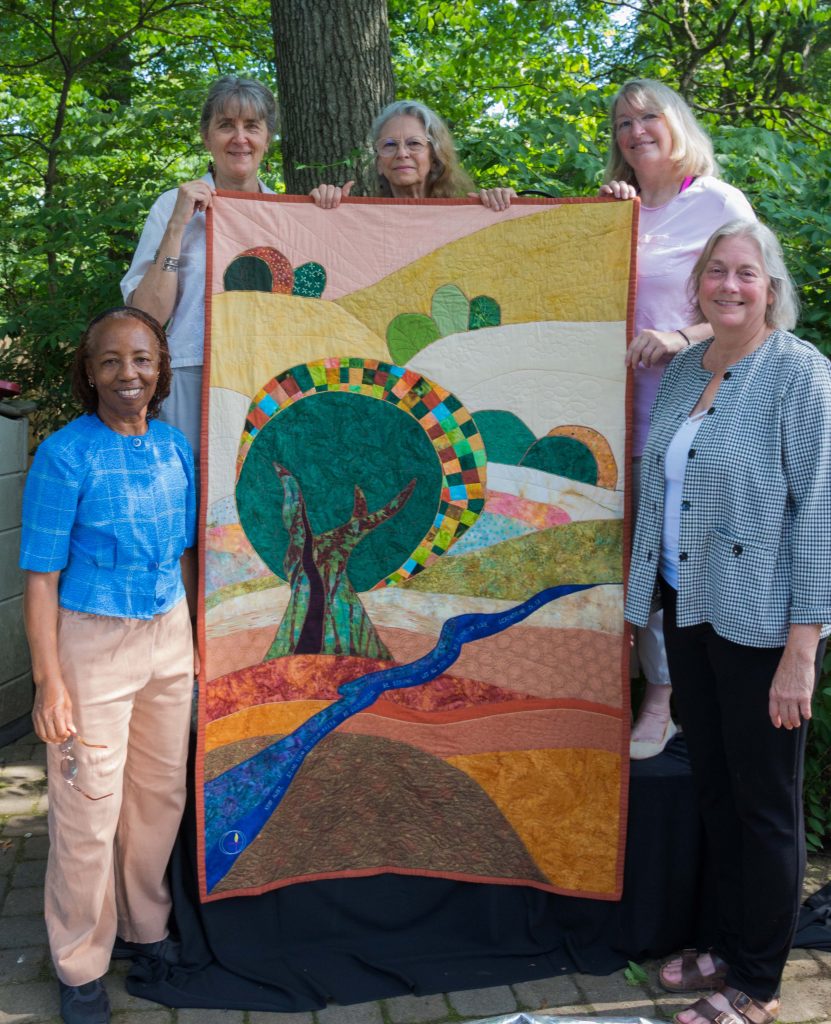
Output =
[
  {"x1": 20, "y1": 414, "x2": 196, "y2": 619},
  {"x1": 625, "y1": 330, "x2": 831, "y2": 647}
]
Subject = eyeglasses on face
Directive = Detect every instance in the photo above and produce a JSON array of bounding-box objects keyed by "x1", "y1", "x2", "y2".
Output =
[
  {"x1": 376, "y1": 136, "x2": 430, "y2": 157},
  {"x1": 614, "y1": 111, "x2": 662, "y2": 134},
  {"x1": 59, "y1": 735, "x2": 113, "y2": 802}
]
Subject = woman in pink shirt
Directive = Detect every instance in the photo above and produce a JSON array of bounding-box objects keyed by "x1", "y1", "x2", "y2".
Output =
[{"x1": 600, "y1": 80, "x2": 754, "y2": 758}]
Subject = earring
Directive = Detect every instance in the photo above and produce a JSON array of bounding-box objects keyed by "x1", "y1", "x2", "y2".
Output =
[{"x1": 87, "y1": 377, "x2": 95, "y2": 388}]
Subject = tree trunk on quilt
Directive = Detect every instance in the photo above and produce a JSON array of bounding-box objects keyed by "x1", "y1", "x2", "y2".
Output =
[
  {"x1": 267, "y1": 463, "x2": 416, "y2": 660},
  {"x1": 270, "y1": 0, "x2": 395, "y2": 196}
]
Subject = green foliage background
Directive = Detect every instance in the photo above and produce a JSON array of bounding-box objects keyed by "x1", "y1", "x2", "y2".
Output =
[{"x1": 2, "y1": 0, "x2": 830, "y2": 845}]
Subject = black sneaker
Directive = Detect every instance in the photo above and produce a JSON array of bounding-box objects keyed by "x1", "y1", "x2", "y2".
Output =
[
  {"x1": 58, "y1": 978, "x2": 110, "y2": 1024},
  {"x1": 111, "y1": 935, "x2": 180, "y2": 964}
]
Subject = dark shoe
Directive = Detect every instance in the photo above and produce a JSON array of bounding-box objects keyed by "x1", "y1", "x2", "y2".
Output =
[
  {"x1": 111, "y1": 935, "x2": 180, "y2": 964},
  {"x1": 659, "y1": 947, "x2": 729, "y2": 992},
  {"x1": 673, "y1": 986, "x2": 779, "y2": 1024},
  {"x1": 58, "y1": 978, "x2": 110, "y2": 1024}
]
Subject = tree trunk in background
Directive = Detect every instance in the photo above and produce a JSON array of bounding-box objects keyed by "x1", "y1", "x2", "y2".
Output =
[{"x1": 270, "y1": 0, "x2": 395, "y2": 196}]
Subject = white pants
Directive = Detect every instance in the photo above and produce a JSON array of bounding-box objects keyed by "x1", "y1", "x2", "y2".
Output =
[
  {"x1": 160, "y1": 364, "x2": 202, "y2": 461},
  {"x1": 631, "y1": 458, "x2": 671, "y2": 686}
]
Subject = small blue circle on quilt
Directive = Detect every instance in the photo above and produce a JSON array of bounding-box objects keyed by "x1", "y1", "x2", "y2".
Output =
[{"x1": 220, "y1": 829, "x2": 248, "y2": 855}]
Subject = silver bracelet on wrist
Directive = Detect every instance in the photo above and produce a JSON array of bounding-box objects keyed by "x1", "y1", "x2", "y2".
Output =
[{"x1": 162, "y1": 256, "x2": 180, "y2": 273}]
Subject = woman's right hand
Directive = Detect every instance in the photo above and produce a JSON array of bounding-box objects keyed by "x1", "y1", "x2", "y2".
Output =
[
  {"x1": 169, "y1": 178, "x2": 217, "y2": 228},
  {"x1": 625, "y1": 328, "x2": 689, "y2": 368},
  {"x1": 310, "y1": 181, "x2": 354, "y2": 209},
  {"x1": 127, "y1": 179, "x2": 215, "y2": 324},
  {"x1": 24, "y1": 570, "x2": 74, "y2": 744},
  {"x1": 32, "y1": 678, "x2": 75, "y2": 745},
  {"x1": 599, "y1": 181, "x2": 638, "y2": 200}
]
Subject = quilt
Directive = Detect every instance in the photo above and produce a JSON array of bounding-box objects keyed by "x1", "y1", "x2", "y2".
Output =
[{"x1": 197, "y1": 194, "x2": 637, "y2": 903}]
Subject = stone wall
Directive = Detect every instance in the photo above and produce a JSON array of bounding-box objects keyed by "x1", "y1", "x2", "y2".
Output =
[{"x1": 0, "y1": 407, "x2": 33, "y2": 746}]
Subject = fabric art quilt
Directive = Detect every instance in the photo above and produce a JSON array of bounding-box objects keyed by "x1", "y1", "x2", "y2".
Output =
[{"x1": 197, "y1": 193, "x2": 637, "y2": 903}]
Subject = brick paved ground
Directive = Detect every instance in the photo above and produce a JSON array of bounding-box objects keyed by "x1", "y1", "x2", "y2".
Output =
[{"x1": 3, "y1": 732, "x2": 830, "y2": 1024}]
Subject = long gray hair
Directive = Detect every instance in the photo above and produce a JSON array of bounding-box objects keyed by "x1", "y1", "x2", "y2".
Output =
[{"x1": 370, "y1": 100, "x2": 474, "y2": 198}]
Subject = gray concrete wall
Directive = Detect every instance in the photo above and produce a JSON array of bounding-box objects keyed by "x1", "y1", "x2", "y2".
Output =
[{"x1": 0, "y1": 412, "x2": 32, "y2": 744}]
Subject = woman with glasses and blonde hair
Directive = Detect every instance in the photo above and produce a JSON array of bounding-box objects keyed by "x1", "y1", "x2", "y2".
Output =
[
  {"x1": 20, "y1": 307, "x2": 197, "y2": 1024},
  {"x1": 600, "y1": 79, "x2": 755, "y2": 759},
  {"x1": 311, "y1": 99, "x2": 515, "y2": 209}
]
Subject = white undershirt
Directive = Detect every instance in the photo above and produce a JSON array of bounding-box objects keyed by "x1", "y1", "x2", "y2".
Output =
[{"x1": 659, "y1": 411, "x2": 707, "y2": 588}]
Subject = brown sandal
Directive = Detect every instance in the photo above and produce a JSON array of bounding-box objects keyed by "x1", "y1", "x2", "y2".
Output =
[
  {"x1": 659, "y1": 947, "x2": 729, "y2": 993},
  {"x1": 673, "y1": 986, "x2": 780, "y2": 1024}
]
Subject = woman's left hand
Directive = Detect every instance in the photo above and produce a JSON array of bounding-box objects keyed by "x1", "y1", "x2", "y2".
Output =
[
  {"x1": 769, "y1": 626, "x2": 821, "y2": 728},
  {"x1": 469, "y1": 187, "x2": 516, "y2": 211},
  {"x1": 310, "y1": 181, "x2": 354, "y2": 209},
  {"x1": 599, "y1": 181, "x2": 638, "y2": 200}
]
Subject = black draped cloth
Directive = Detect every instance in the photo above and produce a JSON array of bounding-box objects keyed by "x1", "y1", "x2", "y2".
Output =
[{"x1": 126, "y1": 735, "x2": 822, "y2": 1011}]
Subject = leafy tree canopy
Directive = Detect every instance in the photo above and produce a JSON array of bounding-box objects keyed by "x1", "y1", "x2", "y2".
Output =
[
  {"x1": 1, "y1": 0, "x2": 829, "y2": 410},
  {"x1": 387, "y1": 0, "x2": 830, "y2": 350},
  {"x1": 0, "y1": 0, "x2": 275, "y2": 431},
  {"x1": 0, "y1": 0, "x2": 830, "y2": 846}
]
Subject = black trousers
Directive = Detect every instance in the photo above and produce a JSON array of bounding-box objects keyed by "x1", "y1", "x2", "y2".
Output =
[{"x1": 660, "y1": 579, "x2": 825, "y2": 1001}]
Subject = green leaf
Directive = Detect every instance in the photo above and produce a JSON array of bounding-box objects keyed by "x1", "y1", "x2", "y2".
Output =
[
  {"x1": 292, "y1": 262, "x2": 327, "y2": 299},
  {"x1": 624, "y1": 961, "x2": 648, "y2": 986},
  {"x1": 431, "y1": 283, "x2": 469, "y2": 336},
  {"x1": 469, "y1": 295, "x2": 501, "y2": 330},
  {"x1": 386, "y1": 313, "x2": 441, "y2": 363}
]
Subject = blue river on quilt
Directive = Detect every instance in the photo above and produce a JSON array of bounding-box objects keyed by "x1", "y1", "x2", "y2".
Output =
[{"x1": 204, "y1": 582, "x2": 597, "y2": 891}]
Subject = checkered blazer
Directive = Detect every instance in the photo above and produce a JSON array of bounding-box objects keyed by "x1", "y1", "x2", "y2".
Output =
[{"x1": 625, "y1": 329, "x2": 831, "y2": 647}]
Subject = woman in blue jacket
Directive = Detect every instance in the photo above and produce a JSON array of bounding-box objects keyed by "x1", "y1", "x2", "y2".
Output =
[{"x1": 20, "y1": 307, "x2": 197, "y2": 1024}]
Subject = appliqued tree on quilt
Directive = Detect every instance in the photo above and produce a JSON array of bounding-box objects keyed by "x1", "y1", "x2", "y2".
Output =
[
  {"x1": 262, "y1": 463, "x2": 416, "y2": 660},
  {"x1": 235, "y1": 359, "x2": 488, "y2": 662}
]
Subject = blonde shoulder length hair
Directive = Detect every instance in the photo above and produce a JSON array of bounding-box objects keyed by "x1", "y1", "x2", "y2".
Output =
[
  {"x1": 604, "y1": 79, "x2": 717, "y2": 189},
  {"x1": 370, "y1": 100, "x2": 475, "y2": 198}
]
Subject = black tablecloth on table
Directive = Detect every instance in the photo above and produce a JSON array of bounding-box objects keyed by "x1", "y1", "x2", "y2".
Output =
[{"x1": 126, "y1": 734, "x2": 735, "y2": 1010}]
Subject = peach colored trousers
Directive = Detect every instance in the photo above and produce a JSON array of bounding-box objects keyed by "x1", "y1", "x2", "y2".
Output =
[{"x1": 45, "y1": 600, "x2": 193, "y2": 986}]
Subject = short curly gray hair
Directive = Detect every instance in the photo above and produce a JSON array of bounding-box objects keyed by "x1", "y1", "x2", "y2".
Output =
[
  {"x1": 688, "y1": 219, "x2": 800, "y2": 332},
  {"x1": 200, "y1": 76, "x2": 277, "y2": 138}
]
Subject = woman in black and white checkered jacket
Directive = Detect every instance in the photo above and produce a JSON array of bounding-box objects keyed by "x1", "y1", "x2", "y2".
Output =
[{"x1": 626, "y1": 218, "x2": 831, "y2": 1024}]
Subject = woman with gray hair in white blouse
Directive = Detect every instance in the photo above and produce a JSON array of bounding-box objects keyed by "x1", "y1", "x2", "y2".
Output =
[
  {"x1": 626, "y1": 218, "x2": 831, "y2": 1024},
  {"x1": 121, "y1": 76, "x2": 277, "y2": 461}
]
